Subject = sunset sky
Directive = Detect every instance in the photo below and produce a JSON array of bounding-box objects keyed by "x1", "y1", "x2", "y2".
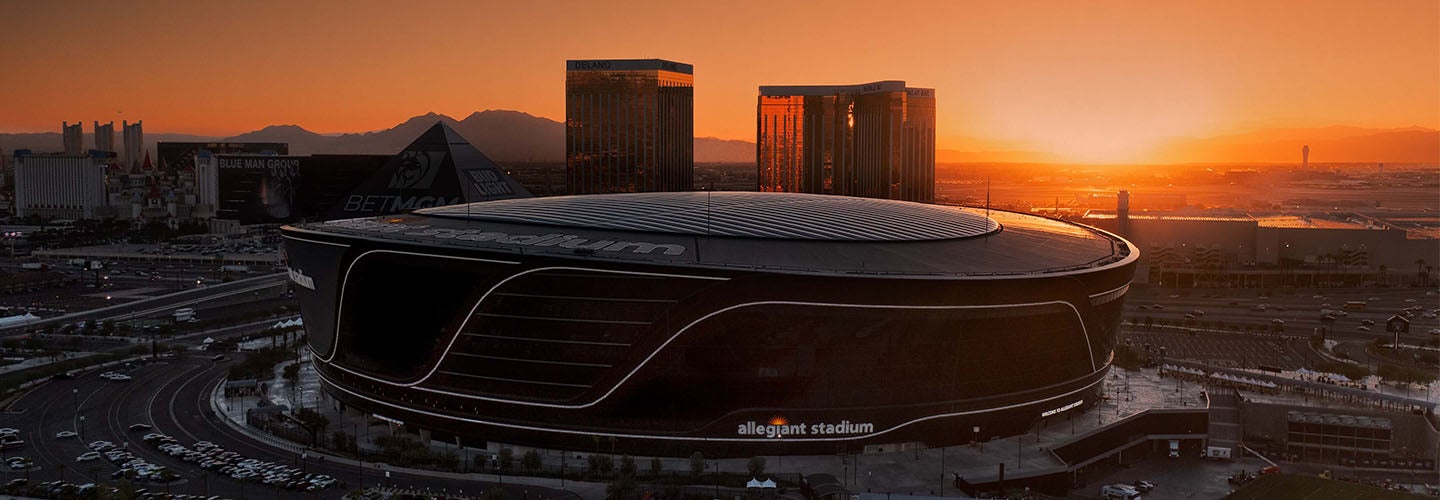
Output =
[{"x1": 2, "y1": 0, "x2": 1436, "y2": 163}]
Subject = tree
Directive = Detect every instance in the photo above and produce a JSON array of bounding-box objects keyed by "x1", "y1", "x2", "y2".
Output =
[
  {"x1": 482, "y1": 488, "x2": 510, "y2": 500},
  {"x1": 294, "y1": 408, "x2": 329, "y2": 445},
  {"x1": 1378, "y1": 364, "x2": 1437, "y2": 385},
  {"x1": 619, "y1": 455, "x2": 637, "y2": 477},
  {"x1": 649, "y1": 457, "x2": 663, "y2": 477},
  {"x1": 1143, "y1": 316, "x2": 1154, "y2": 328},
  {"x1": 606, "y1": 474, "x2": 638, "y2": 500},
  {"x1": 521, "y1": 449, "x2": 541, "y2": 472},
  {"x1": 107, "y1": 479, "x2": 138, "y2": 500},
  {"x1": 100, "y1": 320, "x2": 116, "y2": 336},
  {"x1": 589, "y1": 453, "x2": 614, "y2": 475},
  {"x1": 282, "y1": 364, "x2": 300, "y2": 383},
  {"x1": 688, "y1": 452, "x2": 706, "y2": 477},
  {"x1": 499, "y1": 447, "x2": 514, "y2": 471},
  {"x1": 331, "y1": 431, "x2": 352, "y2": 453},
  {"x1": 747, "y1": 456, "x2": 767, "y2": 477}
]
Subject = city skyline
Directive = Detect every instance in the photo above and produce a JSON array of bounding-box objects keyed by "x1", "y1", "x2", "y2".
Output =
[{"x1": 1, "y1": 0, "x2": 1436, "y2": 164}]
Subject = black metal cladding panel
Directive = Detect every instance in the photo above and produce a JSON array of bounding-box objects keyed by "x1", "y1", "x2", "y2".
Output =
[
  {"x1": 416, "y1": 192, "x2": 999, "y2": 241},
  {"x1": 426, "y1": 270, "x2": 716, "y2": 402}
]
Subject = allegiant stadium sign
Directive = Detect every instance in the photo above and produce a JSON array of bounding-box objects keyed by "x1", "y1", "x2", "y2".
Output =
[
  {"x1": 325, "y1": 219, "x2": 688, "y2": 256},
  {"x1": 736, "y1": 419, "x2": 875, "y2": 439}
]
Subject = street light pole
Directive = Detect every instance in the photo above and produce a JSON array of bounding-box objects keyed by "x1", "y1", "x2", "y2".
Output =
[
  {"x1": 939, "y1": 446, "x2": 945, "y2": 496},
  {"x1": 353, "y1": 423, "x2": 363, "y2": 491}
]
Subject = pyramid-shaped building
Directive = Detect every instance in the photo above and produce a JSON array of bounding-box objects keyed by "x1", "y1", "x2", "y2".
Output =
[{"x1": 327, "y1": 122, "x2": 531, "y2": 219}]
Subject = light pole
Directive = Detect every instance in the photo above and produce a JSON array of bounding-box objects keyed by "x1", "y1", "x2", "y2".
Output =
[
  {"x1": 713, "y1": 461, "x2": 720, "y2": 499},
  {"x1": 973, "y1": 426, "x2": 981, "y2": 452},
  {"x1": 353, "y1": 423, "x2": 363, "y2": 491},
  {"x1": 78, "y1": 416, "x2": 85, "y2": 440}
]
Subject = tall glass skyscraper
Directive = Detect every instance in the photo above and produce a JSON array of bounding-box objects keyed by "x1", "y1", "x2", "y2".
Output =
[
  {"x1": 566, "y1": 59, "x2": 694, "y2": 194},
  {"x1": 757, "y1": 81, "x2": 935, "y2": 202}
]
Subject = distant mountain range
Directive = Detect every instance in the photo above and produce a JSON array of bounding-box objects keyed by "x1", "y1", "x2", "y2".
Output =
[
  {"x1": 1, "y1": 112, "x2": 1434, "y2": 164},
  {"x1": 0, "y1": 111, "x2": 755, "y2": 163}
]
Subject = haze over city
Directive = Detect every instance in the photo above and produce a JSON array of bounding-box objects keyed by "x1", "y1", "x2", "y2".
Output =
[
  {"x1": 0, "y1": 2, "x2": 1438, "y2": 500},
  {"x1": 3, "y1": 0, "x2": 1438, "y2": 163}
]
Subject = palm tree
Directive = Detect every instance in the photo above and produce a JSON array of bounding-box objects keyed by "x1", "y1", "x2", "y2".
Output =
[{"x1": 1417, "y1": 259, "x2": 1428, "y2": 285}]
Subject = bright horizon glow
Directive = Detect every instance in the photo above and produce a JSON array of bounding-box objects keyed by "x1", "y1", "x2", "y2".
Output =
[{"x1": 1, "y1": 0, "x2": 1436, "y2": 164}]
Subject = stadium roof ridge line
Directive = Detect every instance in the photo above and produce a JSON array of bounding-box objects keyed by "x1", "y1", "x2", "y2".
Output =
[{"x1": 324, "y1": 218, "x2": 687, "y2": 256}]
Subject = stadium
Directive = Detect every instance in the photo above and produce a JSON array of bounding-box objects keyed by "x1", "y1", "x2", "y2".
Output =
[{"x1": 282, "y1": 192, "x2": 1138, "y2": 456}]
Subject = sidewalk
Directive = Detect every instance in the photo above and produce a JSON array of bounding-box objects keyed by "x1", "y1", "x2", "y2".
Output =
[
  {"x1": 210, "y1": 361, "x2": 610, "y2": 500},
  {"x1": 228, "y1": 359, "x2": 1216, "y2": 497}
]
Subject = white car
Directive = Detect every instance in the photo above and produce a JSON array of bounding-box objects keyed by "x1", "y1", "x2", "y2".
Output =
[
  {"x1": 87, "y1": 440, "x2": 115, "y2": 452},
  {"x1": 54, "y1": 431, "x2": 77, "y2": 439},
  {"x1": 1429, "y1": 328, "x2": 1440, "y2": 336},
  {"x1": 76, "y1": 452, "x2": 101, "y2": 462}
]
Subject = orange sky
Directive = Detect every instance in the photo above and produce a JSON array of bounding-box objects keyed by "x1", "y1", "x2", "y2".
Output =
[{"x1": 2, "y1": 0, "x2": 1436, "y2": 163}]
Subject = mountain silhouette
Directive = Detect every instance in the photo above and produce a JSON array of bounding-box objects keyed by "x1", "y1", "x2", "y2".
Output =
[
  {"x1": 3, "y1": 116, "x2": 1434, "y2": 164},
  {"x1": 1151, "y1": 127, "x2": 1439, "y2": 163}
]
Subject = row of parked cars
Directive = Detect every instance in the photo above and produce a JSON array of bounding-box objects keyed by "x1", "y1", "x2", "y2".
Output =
[
  {"x1": 143, "y1": 433, "x2": 338, "y2": 492},
  {"x1": 5, "y1": 478, "x2": 223, "y2": 500}
]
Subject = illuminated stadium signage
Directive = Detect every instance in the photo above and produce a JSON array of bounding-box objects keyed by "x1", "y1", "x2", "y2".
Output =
[
  {"x1": 736, "y1": 418, "x2": 876, "y2": 439},
  {"x1": 287, "y1": 267, "x2": 315, "y2": 290},
  {"x1": 342, "y1": 195, "x2": 462, "y2": 213},
  {"x1": 326, "y1": 219, "x2": 688, "y2": 256},
  {"x1": 1040, "y1": 399, "x2": 1083, "y2": 418},
  {"x1": 372, "y1": 414, "x2": 405, "y2": 426}
]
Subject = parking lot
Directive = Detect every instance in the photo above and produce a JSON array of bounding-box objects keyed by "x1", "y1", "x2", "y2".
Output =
[{"x1": 1077, "y1": 454, "x2": 1272, "y2": 499}]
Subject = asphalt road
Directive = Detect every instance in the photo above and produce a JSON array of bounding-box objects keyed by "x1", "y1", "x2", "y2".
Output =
[
  {"x1": 0, "y1": 274, "x2": 289, "y2": 337},
  {"x1": 0, "y1": 354, "x2": 580, "y2": 500}
]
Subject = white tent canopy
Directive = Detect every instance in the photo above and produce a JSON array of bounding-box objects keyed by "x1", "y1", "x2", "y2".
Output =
[
  {"x1": 270, "y1": 318, "x2": 305, "y2": 330},
  {"x1": 746, "y1": 478, "x2": 776, "y2": 489}
]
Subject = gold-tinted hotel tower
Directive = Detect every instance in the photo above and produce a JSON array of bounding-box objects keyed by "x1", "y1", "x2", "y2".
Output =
[
  {"x1": 758, "y1": 81, "x2": 935, "y2": 202},
  {"x1": 566, "y1": 59, "x2": 694, "y2": 194}
]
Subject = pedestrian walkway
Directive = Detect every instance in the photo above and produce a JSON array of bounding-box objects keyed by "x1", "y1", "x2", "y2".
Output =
[
  {"x1": 211, "y1": 367, "x2": 610, "y2": 499},
  {"x1": 228, "y1": 361, "x2": 1223, "y2": 498}
]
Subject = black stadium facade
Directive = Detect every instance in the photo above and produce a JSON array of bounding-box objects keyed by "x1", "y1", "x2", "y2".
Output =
[{"x1": 282, "y1": 192, "x2": 1138, "y2": 456}]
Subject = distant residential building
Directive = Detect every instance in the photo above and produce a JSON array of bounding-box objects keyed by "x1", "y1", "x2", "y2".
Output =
[
  {"x1": 565, "y1": 59, "x2": 694, "y2": 194},
  {"x1": 13, "y1": 153, "x2": 107, "y2": 220},
  {"x1": 757, "y1": 81, "x2": 935, "y2": 202},
  {"x1": 94, "y1": 121, "x2": 115, "y2": 153},
  {"x1": 62, "y1": 122, "x2": 83, "y2": 155},
  {"x1": 122, "y1": 120, "x2": 143, "y2": 171}
]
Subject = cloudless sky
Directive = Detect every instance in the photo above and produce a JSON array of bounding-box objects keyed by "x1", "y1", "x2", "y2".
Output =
[{"x1": 1, "y1": 0, "x2": 1436, "y2": 162}]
